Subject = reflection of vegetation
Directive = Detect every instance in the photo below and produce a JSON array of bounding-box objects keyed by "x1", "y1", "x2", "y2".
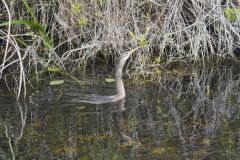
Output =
[
  {"x1": 129, "y1": 63, "x2": 240, "y2": 159},
  {"x1": 1, "y1": 64, "x2": 240, "y2": 159}
]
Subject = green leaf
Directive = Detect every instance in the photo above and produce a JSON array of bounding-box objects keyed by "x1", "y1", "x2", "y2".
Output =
[
  {"x1": 78, "y1": 106, "x2": 86, "y2": 110},
  {"x1": 22, "y1": 0, "x2": 38, "y2": 22},
  {"x1": 0, "y1": 20, "x2": 41, "y2": 30},
  {"x1": 48, "y1": 66, "x2": 61, "y2": 72},
  {"x1": 0, "y1": 20, "x2": 53, "y2": 48},
  {"x1": 26, "y1": 31, "x2": 35, "y2": 36},
  {"x1": 105, "y1": 78, "x2": 115, "y2": 83},
  {"x1": 50, "y1": 80, "x2": 64, "y2": 86}
]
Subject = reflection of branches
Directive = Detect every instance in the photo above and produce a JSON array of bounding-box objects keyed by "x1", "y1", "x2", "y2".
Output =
[
  {"x1": 2, "y1": 64, "x2": 240, "y2": 159},
  {"x1": 16, "y1": 103, "x2": 27, "y2": 140},
  {"x1": 114, "y1": 99, "x2": 140, "y2": 146},
  {"x1": 154, "y1": 64, "x2": 240, "y2": 158},
  {"x1": 4, "y1": 126, "x2": 15, "y2": 160},
  {"x1": 165, "y1": 65, "x2": 240, "y2": 131},
  {"x1": 124, "y1": 64, "x2": 240, "y2": 158},
  {"x1": 2, "y1": 102, "x2": 27, "y2": 160}
]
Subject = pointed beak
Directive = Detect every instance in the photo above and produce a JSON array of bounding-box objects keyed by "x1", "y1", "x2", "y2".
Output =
[{"x1": 129, "y1": 47, "x2": 139, "y2": 55}]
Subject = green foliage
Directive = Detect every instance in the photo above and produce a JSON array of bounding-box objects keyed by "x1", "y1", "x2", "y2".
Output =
[
  {"x1": 22, "y1": 0, "x2": 52, "y2": 47},
  {"x1": 78, "y1": 17, "x2": 88, "y2": 26},
  {"x1": 129, "y1": 32, "x2": 148, "y2": 48},
  {"x1": 0, "y1": 0, "x2": 53, "y2": 48},
  {"x1": 22, "y1": 0, "x2": 38, "y2": 22},
  {"x1": 95, "y1": 11, "x2": 103, "y2": 19},
  {"x1": 99, "y1": 0, "x2": 107, "y2": 7},
  {"x1": 48, "y1": 66, "x2": 61, "y2": 72},
  {"x1": 129, "y1": 28, "x2": 149, "y2": 48},
  {"x1": 72, "y1": 3, "x2": 82, "y2": 13},
  {"x1": 224, "y1": 7, "x2": 240, "y2": 22},
  {"x1": 0, "y1": 20, "x2": 53, "y2": 48},
  {"x1": 129, "y1": 31, "x2": 136, "y2": 40},
  {"x1": 153, "y1": 57, "x2": 162, "y2": 76},
  {"x1": 105, "y1": 77, "x2": 115, "y2": 83},
  {"x1": 154, "y1": 57, "x2": 161, "y2": 64},
  {"x1": 50, "y1": 80, "x2": 64, "y2": 86},
  {"x1": 155, "y1": 68, "x2": 161, "y2": 75},
  {"x1": 139, "y1": 35, "x2": 148, "y2": 48}
]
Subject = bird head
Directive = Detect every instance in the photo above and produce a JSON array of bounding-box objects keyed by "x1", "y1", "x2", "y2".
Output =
[{"x1": 119, "y1": 48, "x2": 138, "y2": 62}]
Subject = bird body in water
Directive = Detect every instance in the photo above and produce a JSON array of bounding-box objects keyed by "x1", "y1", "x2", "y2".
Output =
[{"x1": 72, "y1": 51, "x2": 132, "y2": 104}]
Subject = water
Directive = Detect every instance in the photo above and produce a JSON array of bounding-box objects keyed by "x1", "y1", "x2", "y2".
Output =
[{"x1": 1, "y1": 63, "x2": 240, "y2": 160}]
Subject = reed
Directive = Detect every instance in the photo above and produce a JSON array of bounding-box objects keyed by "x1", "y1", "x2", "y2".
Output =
[{"x1": 0, "y1": 0, "x2": 240, "y2": 98}]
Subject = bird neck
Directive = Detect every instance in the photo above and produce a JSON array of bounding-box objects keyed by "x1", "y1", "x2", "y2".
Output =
[
  {"x1": 114, "y1": 59, "x2": 127, "y2": 99},
  {"x1": 115, "y1": 59, "x2": 125, "y2": 77},
  {"x1": 115, "y1": 75, "x2": 125, "y2": 99}
]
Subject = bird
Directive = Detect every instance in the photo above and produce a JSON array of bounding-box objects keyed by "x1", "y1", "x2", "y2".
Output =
[
  {"x1": 29, "y1": 49, "x2": 137, "y2": 105},
  {"x1": 70, "y1": 49, "x2": 137, "y2": 104}
]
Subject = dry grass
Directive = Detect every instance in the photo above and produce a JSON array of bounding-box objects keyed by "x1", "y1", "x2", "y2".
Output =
[{"x1": 0, "y1": 0, "x2": 240, "y2": 98}]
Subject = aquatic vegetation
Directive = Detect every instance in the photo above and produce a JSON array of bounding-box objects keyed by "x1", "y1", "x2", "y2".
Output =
[{"x1": 49, "y1": 80, "x2": 64, "y2": 86}]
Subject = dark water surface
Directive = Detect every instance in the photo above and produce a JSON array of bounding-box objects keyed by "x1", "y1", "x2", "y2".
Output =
[{"x1": 1, "y1": 64, "x2": 240, "y2": 160}]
